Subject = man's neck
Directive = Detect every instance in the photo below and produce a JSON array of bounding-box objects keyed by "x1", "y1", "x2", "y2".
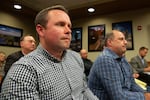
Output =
[{"x1": 21, "y1": 50, "x2": 30, "y2": 55}]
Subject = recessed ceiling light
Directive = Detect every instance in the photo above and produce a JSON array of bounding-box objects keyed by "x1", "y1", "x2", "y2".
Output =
[
  {"x1": 14, "y1": 4, "x2": 22, "y2": 9},
  {"x1": 88, "y1": 8, "x2": 95, "y2": 13}
]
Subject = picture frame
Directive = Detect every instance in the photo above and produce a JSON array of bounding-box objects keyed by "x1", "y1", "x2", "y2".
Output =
[
  {"x1": 112, "y1": 21, "x2": 134, "y2": 50},
  {"x1": 88, "y1": 24, "x2": 105, "y2": 52},
  {"x1": 70, "y1": 27, "x2": 82, "y2": 52},
  {"x1": 0, "y1": 24, "x2": 23, "y2": 47}
]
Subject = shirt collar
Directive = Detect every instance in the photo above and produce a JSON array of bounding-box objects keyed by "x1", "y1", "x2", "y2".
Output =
[
  {"x1": 103, "y1": 47, "x2": 123, "y2": 60},
  {"x1": 138, "y1": 55, "x2": 143, "y2": 60},
  {"x1": 36, "y1": 44, "x2": 67, "y2": 63}
]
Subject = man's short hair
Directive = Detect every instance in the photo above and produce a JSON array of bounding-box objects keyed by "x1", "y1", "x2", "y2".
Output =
[
  {"x1": 34, "y1": 5, "x2": 68, "y2": 28},
  {"x1": 139, "y1": 46, "x2": 148, "y2": 51}
]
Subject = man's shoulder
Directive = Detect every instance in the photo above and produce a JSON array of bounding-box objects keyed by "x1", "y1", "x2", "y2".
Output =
[
  {"x1": 85, "y1": 58, "x2": 93, "y2": 63},
  {"x1": 95, "y1": 54, "x2": 113, "y2": 64},
  {"x1": 67, "y1": 49, "x2": 79, "y2": 54},
  {"x1": 66, "y1": 49, "x2": 80, "y2": 58},
  {"x1": 131, "y1": 55, "x2": 139, "y2": 61},
  {"x1": 15, "y1": 52, "x2": 42, "y2": 66},
  {"x1": 66, "y1": 49, "x2": 83, "y2": 65},
  {"x1": 8, "y1": 51, "x2": 22, "y2": 57},
  {"x1": 6, "y1": 51, "x2": 23, "y2": 60}
]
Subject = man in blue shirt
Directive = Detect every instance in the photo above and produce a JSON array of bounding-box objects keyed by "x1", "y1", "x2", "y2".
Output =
[{"x1": 88, "y1": 30, "x2": 150, "y2": 100}]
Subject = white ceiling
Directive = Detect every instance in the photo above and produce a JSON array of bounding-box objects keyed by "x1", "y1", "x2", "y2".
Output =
[
  {"x1": 17, "y1": 0, "x2": 115, "y2": 11},
  {"x1": 1, "y1": 0, "x2": 150, "y2": 20}
]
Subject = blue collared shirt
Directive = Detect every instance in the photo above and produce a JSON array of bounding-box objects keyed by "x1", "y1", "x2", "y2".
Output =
[{"x1": 88, "y1": 48, "x2": 145, "y2": 100}]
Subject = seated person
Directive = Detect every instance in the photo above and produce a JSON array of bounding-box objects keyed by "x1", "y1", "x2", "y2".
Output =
[
  {"x1": 88, "y1": 30, "x2": 150, "y2": 100},
  {"x1": 130, "y1": 46, "x2": 150, "y2": 87},
  {"x1": 80, "y1": 49, "x2": 93, "y2": 77},
  {"x1": 0, "y1": 51, "x2": 6, "y2": 84},
  {"x1": 0, "y1": 35, "x2": 36, "y2": 91}
]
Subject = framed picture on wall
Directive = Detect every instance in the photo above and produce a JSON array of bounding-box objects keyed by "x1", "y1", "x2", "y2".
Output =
[
  {"x1": 70, "y1": 27, "x2": 82, "y2": 52},
  {"x1": 88, "y1": 24, "x2": 105, "y2": 52},
  {"x1": 112, "y1": 21, "x2": 134, "y2": 50},
  {"x1": 0, "y1": 24, "x2": 23, "y2": 47}
]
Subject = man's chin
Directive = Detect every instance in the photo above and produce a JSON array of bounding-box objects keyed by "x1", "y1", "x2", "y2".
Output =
[
  {"x1": 61, "y1": 45, "x2": 70, "y2": 50},
  {"x1": 65, "y1": 46, "x2": 70, "y2": 49}
]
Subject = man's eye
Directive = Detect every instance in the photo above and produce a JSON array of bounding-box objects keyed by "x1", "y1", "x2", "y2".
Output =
[
  {"x1": 56, "y1": 22, "x2": 65, "y2": 26},
  {"x1": 118, "y1": 38, "x2": 125, "y2": 40}
]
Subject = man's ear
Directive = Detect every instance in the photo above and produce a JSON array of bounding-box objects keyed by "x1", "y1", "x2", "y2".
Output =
[
  {"x1": 107, "y1": 39, "x2": 112, "y2": 46},
  {"x1": 20, "y1": 41, "x2": 23, "y2": 47},
  {"x1": 36, "y1": 24, "x2": 45, "y2": 37}
]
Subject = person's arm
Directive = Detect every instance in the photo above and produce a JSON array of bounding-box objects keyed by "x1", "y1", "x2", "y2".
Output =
[
  {"x1": 98, "y1": 58, "x2": 145, "y2": 100},
  {"x1": 133, "y1": 73, "x2": 139, "y2": 78},
  {"x1": 130, "y1": 74, "x2": 147, "y2": 91},
  {"x1": 130, "y1": 58, "x2": 145, "y2": 73},
  {"x1": 4, "y1": 53, "x2": 22, "y2": 74},
  {"x1": 1, "y1": 62, "x2": 39, "y2": 99},
  {"x1": 143, "y1": 67, "x2": 150, "y2": 72},
  {"x1": 126, "y1": 57, "x2": 147, "y2": 91},
  {"x1": 70, "y1": 50, "x2": 98, "y2": 99}
]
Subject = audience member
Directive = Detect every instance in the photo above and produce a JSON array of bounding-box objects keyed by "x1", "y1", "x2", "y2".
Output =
[
  {"x1": 130, "y1": 46, "x2": 150, "y2": 88},
  {"x1": 88, "y1": 30, "x2": 150, "y2": 100},
  {"x1": 80, "y1": 49, "x2": 93, "y2": 77},
  {"x1": 0, "y1": 34, "x2": 36, "y2": 91},
  {"x1": 0, "y1": 5, "x2": 98, "y2": 99},
  {"x1": 4, "y1": 34, "x2": 36, "y2": 75},
  {"x1": 0, "y1": 51, "x2": 6, "y2": 84}
]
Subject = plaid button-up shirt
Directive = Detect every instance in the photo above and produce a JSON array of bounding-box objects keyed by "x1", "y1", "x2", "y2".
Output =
[{"x1": 88, "y1": 48, "x2": 145, "y2": 100}]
